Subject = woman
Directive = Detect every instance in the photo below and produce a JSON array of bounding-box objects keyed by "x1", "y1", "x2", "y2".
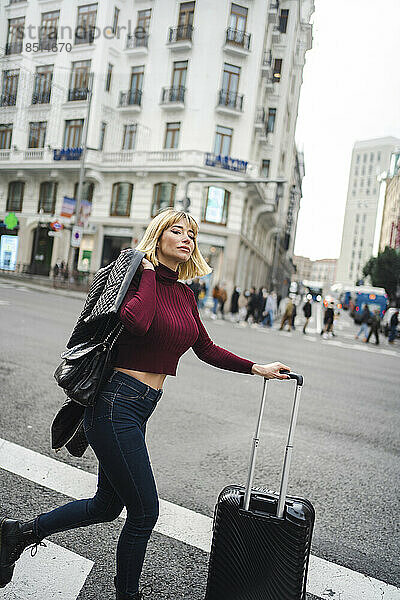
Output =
[{"x1": 0, "y1": 208, "x2": 291, "y2": 599}]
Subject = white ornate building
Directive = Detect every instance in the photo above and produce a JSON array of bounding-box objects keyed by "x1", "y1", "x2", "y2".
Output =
[{"x1": 0, "y1": 0, "x2": 314, "y2": 296}]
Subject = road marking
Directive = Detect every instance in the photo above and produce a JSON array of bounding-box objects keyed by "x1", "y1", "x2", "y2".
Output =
[
  {"x1": 0, "y1": 438, "x2": 399, "y2": 599},
  {"x1": 2, "y1": 540, "x2": 93, "y2": 600}
]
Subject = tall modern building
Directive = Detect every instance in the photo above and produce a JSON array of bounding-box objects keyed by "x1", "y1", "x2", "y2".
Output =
[
  {"x1": 0, "y1": 0, "x2": 314, "y2": 297},
  {"x1": 336, "y1": 137, "x2": 400, "y2": 285}
]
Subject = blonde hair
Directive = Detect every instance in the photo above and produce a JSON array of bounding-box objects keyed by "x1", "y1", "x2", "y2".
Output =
[{"x1": 135, "y1": 208, "x2": 213, "y2": 281}]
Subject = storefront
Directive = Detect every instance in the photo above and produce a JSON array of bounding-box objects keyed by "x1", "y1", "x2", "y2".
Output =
[
  {"x1": 101, "y1": 226, "x2": 134, "y2": 267},
  {"x1": 30, "y1": 223, "x2": 54, "y2": 275}
]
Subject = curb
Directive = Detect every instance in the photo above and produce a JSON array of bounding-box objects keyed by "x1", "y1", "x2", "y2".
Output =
[{"x1": 0, "y1": 275, "x2": 87, "y2": 300}]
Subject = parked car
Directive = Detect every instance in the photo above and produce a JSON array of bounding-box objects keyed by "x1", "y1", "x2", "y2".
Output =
[{"x1": 381, "y1": 307, "x2": 400, "y2": 337}]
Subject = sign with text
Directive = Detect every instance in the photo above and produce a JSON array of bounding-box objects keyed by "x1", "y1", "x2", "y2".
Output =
[{"x1": 0, "y1": 235, "x2": 19, "y2": 271}]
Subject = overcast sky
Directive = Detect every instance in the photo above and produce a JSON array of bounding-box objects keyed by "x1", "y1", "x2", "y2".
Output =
[{"x1": 294, "y1": 0, "x2": 400, "y2": 260}]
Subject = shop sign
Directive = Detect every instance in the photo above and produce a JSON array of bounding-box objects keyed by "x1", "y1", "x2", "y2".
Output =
[
  {"x1": 205, "y1": 152, "x2": 248, "y2": 173},
  {"x1": 50, "y1": 220, "x2": 63, "y2": 232},
  {"x1": 0, "y1": 235, "x2": 19, "y2": 271},
  {"x1": 4, "y1": 212, "x2": 18, "y2": 230},
  {"x1": 71, "y1": 226, "x2": 83, "y2": 248},
  {"x1": 53, "y1": 147, "x2": 83, "y2": 161}
]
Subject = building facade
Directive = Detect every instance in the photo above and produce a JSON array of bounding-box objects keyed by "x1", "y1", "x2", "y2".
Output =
[
  {"x1": 335, "y1": 137, "x2": 400, "y2": 285},
  {"x1": 293, "y1": 255, "x2": 337, "y2": 288},
  {"x1": 0, "y1": 0, "x2": 314, "y2": 297},
  {"x1": 379, "y1": 151, "x2": 400, "y2": 251}
]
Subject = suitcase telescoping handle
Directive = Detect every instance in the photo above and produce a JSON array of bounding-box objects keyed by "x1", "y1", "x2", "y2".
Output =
[{"x1": 243, "y1": 370, "x2": 304, "y2": 518}]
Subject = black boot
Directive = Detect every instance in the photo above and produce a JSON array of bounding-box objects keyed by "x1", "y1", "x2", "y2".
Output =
[
  {"x1": 0, "y1": 517, "x2": 47, "y2": 588},
  {"x1": 114, "y1": 575, "x2": 153, "y2": 599}
]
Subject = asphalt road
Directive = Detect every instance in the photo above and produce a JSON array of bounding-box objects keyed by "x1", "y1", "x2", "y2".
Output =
[{"x1": 0, "y1": 280, "x2": 399, "y2": 599}]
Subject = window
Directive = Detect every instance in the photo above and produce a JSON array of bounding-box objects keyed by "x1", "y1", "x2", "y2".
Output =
[
  {"x1": 171, "y1": 60, "x2": 188, "y2": 92},
  {"x1": 377, "y1": 151, "x2": 381, "y2": 161},
  {"x1": 261, "y1": 159, "x2": 270, "y2": 177},
  {"x1": 110, "y1": 182, "x2": 133, "y2": 216},
  {"x1": 73, "y1": 181, "x2": 94, "y2": 203},
  {"x1": 38, "y1": 181, "x2": 57, "y2": 213},
  {"x1": 229, "y1": 3, "x2": 247, "y2": 32},
  {"x1": 352, "y1": 250, "x2": 355, "y2": 259},
  {"x1": 280, "y1": 151, "x2": 285, "y2": 170},
  {"x1": 99, "y1": 121, "x2": 107, "y2": 150},
  {"x1": 356, "y1": 154, "x2": 360, "y2": 163},
  {"x1": 105, "y1": 63, "x2": 113, "y2": 92},
  {"x1": 267, "y1": 108, "x2": 276, "y2": 133},
  {"x1": 152, "y1": 183, "x2": 176, "y2": 216},
  {"x1": 135, "y1": 8, "x2": 151, "y2": 45},
  {"x1": 222, "y1": 62, "x2": 240, "y2": 94},
  {"x1": 164, "y1": 122, "x2": 181, "y2": 149},
  {"x1": 356, "y1": 214, "x2": 360, "y2": 223},
  {"x1": 353, "y1": 238, "x2": 357, "y2": 247},
  {"x1": 178, "y1": 2, "x2": 195, "y2": 27},
  {"x1": 355, "y1": 167, "x2": 358, "y2": 175},
  {"x1": 75, "y1": 4, "x2": 97, "y2": 45},
  {"x1": 273, "y1": 59, "x2": 282, "y2": 82},
  {"x1": 360, "y1": 179, "x2": 364, "y2": 188},
  {"x1": 363, "y1": 153, "x2": 367, "y2": 163},
  {"x1": 350, "y1": 262, "x2": 353, "y2": 271},
  {"x1": 361, "y1": 226, "x2": 365, "y2": 235},
  {"x1": 64, "y1": 119, "x2": 84, "y2": 147},
  {"x1": 68, "y1": 60, "x2": 91, "y2": 100},
  {"x1": 368, "y1": 164, "x2": 372, "y2": 174},
  {"x1": 33, "y1": 65, "x2": 53, "y2": 104},
  {"x1": 122, "y1": 124, "x2": 137, "y2": 150},
  {"x1": 0, "y1": 123, "x2": 13, "y2": 149},
  {"x1": 352, "y1": 190, "x2": 355, "y2": 196},
  {"x1": 1, "y1": 69, "x2": 19, "y2": 106},
  {"x1": 360, "y1": 238, "x2": 363, "y2": 247},
  {"x1": 112, "y1": 7, "x2": 119, "y2": 34},
  {"x1": 214, "y1": 125, "x2": 233, "y2": 155},
  {"x1": 203, "y1": 186, "x2": 229, "y2": 225},
  {"x1": 370, "y1": 152, "x2": 374, "y2": 161},
  {"x1": 7, "y1": 181, "x2": 24, "y2": 212},
  {"x1": 363, "y1": 213, "x2": 367, "y2": 222},
  {"x1": 361, "y1": 165, "x2": 365, "y2": 175},
  {"x1": 28, "y1": 121, "x2": 47, "y2": 148},
  {"x1": 39, "y1": 11, "x2": 59, "y2": 49},
  {"x1": 130, "y1": 65, "x2": 144, "y2": 92},
  {"x1": 6, "y1": 17, "x2": 24, "y2": 55},
  {"x1": 177, "y1": 1, "x2": 195, "y2": 39},
  {"x1": 278, "y1": 9, "x2": 289, "y2": 33}
]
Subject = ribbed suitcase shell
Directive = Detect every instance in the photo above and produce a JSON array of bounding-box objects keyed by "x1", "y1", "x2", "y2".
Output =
[{"x1": 205, "y1": 484, "x2": 315, "y2": 600}]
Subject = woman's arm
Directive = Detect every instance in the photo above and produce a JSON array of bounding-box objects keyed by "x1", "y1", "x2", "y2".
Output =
[
  {"x1": 187, "y1": 286, "x2": 291, "y2": 379},
  {"x1": 119, "y1": 267, "x2": 156, "y2": 335}
]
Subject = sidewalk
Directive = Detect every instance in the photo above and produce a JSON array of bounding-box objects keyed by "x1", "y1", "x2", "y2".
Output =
[{"x1": 0, "y1": 273, "x2": 87, "y2": 300}]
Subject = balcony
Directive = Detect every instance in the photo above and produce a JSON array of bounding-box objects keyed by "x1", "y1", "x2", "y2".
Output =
[
  {"x1": 68, "y1": 87, "x2": 88, "y2": 101},
  {"x1": 224, "y1": 28, "x2": 251, "y2": 57},
  {"x1": 271, "y1": 29, "x2": 281, "y2": 45},
  {"x1": 5, "y1": 41, "x2": 23, "y2": 55},
  {"x1": 24, "y1": 149, "x2": 44, "y2": 160},
  {"x1": 119, "y1": 89, "x2": 142, "y2": 111},
  {"x1": 205, "y1": 152, "x2": 249, "y2": 174},
  {"x1": 0, "y1": 150, "x2": 11, "y2": 160},
  {"x1": 126, "y1": 33, "x2": 149, "y2": 56},
  {"x1": 264, "y1": 73, "x2": 275, "y2": 94},
  {"x1": 255, "y1": 107, "x2": 266, "y2": 129},
  {"x1": 167, "y1": 25, "x2": 193, "y2": 50},
  {"x1": 32, "y1": 90, "x2": 51, "y2": 104},
  {"x1": 160, "y1": 86, "x2": 185, "y2": 109},
  {"x1": 216, "y1": 89, "x2": 244, "y2": 115},
  {"x1": 0, "y1": 93, "x2": 17, "y2": 107}
]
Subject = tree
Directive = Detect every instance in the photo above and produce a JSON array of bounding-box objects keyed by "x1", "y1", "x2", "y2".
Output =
[{"x1": 362, "y1": 246, "x2": 400, "y2": 302}]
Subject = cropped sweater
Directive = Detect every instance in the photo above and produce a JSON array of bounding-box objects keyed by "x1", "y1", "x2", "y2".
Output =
[{"x1": 113, "y1": 262, "x2": 256, "y2": 376}]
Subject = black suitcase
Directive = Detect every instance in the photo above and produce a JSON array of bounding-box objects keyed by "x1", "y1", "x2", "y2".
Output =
[{"x1": 205, "y1": 372, "x2": 315, "y2": 600}]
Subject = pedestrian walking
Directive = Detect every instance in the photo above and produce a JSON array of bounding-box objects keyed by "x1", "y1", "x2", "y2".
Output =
[
  {"x1": 302, "y1": 299, "x2": 312, "y2": 334},
  {"x1": 388, "y1": 308, "x2": 399, "y2": 344},
  {"x1": 211, "y1": 284, "x2": 220, "y2": 319},
  {"x1": 244, "y1": 287, "x2": 258, "y2": 324},
  {"x1": 0, "y1": 208, "x2": 292, "y2": 599},
  {"x1": 321, "y1": 302, "x2": 335, "y2": 338},
  {"x1": 261, "y1": 292, "x2": 276, "y2": 327},
  {"x1": 291, "y1": 302, "x2": 297, "y2": 330},
  {"x1": 238, "y1": 289, "x2": 249, "y2": 323},
  {"x1": 355, "y1": 304, "x2": 371, "y2": 341},
  {"x1": 218, "y1": 282, "x2": 228, "y2": 320},
  {"x1": 230, "y1": 286, "x2": 240, "y2": 322},
  {"x1": 187, "y1": 277, "x2": 201, "y2": 306},
  {"x1": 365, "y1": 309, "x2": 380, "y2": 345},
  {"x1": 279, "y1": 298, "x2": 294, "y2": 331},
  {"x1": 198, "y1": 281, "x2": 207, "y2": 309},
  {"x1": 254, "y1": 288, "x2": 264, "y2": 323}
]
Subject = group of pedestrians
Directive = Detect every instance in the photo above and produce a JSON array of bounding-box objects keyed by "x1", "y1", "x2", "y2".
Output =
[{"x1": 354, "y1": 304, "x2": 399, "y2": 345}]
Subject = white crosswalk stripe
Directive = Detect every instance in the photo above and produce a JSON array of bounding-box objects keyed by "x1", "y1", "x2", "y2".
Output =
[{"x1": 1, "y1": 437, "x2": 399, "y2": 599}]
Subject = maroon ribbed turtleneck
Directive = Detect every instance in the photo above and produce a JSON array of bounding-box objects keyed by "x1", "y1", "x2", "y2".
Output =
[{"x1": 113, "y1": 261, "x2": 256, "y2": 376}]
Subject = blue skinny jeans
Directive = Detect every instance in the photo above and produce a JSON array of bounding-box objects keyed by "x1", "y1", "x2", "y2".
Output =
[{"x1": 34, "y1": 370, "x2": 163, "y2": 598}]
